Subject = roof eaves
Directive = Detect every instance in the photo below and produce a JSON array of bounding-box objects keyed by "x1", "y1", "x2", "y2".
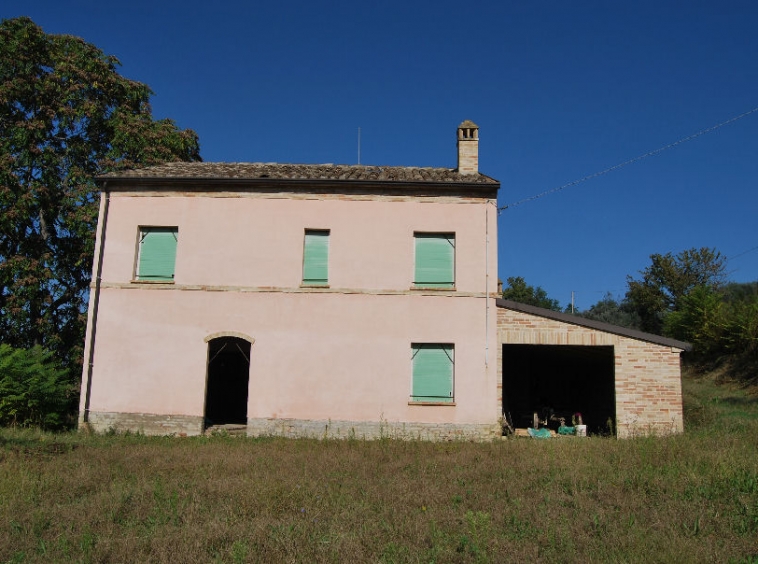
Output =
[
  {"x1": 96, "y1": 174, "x2": 497, "y2": 184},
  {"x1": 496, "y1": 299, "x2": 692, "y2": 351},
  {"x1": 96, "y1": 175, "x2": 500, "y2": 196}
]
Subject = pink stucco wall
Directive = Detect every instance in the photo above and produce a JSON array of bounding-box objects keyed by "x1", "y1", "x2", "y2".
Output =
[
  {"x1": 88, "y1": 291, "x2": 495, "y2": 422},
  {"x1": 81, "y1": 192, "x2": 500, "y2": 436},
  {"x1": 98, "y1": 195, "x2": 496, "y2": 292}
]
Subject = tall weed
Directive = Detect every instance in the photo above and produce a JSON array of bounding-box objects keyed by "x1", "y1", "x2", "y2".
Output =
[{"x1": 0, "y1": 373, "x2": 756, "y2": 562}]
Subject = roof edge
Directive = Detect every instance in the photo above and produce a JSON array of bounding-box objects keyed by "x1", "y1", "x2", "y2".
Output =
[
  {"x1": 496, "y1": 299, "x2": 692, "y2": 351},
  {"x1": 96, "y1": 176, "x2": 500, "y2": 198},
  {"x1": 96, "y1": 174, "x2": 499, "y2": 186}
]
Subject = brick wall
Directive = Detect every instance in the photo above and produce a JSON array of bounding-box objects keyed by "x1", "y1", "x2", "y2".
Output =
[{"x1": 497, "y1": 308, "x2": 684, "y2": 438}]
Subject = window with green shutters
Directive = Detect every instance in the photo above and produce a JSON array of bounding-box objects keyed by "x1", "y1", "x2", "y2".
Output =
[
  {"x1": 411, "y1": 344, "x2": 454, "y2": 403},
  {"x1": 414, "y1": 233, "x2": 455, "y2": 289},
  {"x1": 136, "y1": 227, "x2": 178, "y2": 281},
  {"x1": 302, "y1": 229, "x2": 329, "y2": 286}
]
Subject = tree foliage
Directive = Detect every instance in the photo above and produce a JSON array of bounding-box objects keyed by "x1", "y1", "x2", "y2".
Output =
[
  {"x1": 562, "y1": 247, "x2": 754, "y2": 379},
  {"x1": 0, "y1": 344, "x2": 73, "y2": 429},
  {"x1": 621, "y1": 248, "x2": 755, "y2": 376},
  {"x1": 578, "y1": 293, "x2": 641, "y2": 329},
  {"x1": 625, "y1": 247, "x2": 726, "y2": 334},
  {"x1": 663, "y1": 285, "x2": 724, "y2": 355},
  {"x1": 501, "y1": 276, "x2": 562, "y2": 311},
  {"x1": 665, "y1": 283, "x2": 758, "y2": 363},
  {"x1": 0, "y1": 17, "x2": 200, "y2": 369}
]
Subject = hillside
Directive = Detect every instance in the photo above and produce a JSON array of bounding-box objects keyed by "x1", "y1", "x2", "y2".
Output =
[{"x1": 1, "y1": 370, "x2": 756, "y2": 563}]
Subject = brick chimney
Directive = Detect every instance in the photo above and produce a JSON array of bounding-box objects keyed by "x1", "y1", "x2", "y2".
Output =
[{"x1": 457, "y1": 120, "x2": 479, "y2": 175}]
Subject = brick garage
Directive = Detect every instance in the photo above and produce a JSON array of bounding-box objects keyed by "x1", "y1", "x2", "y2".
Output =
[{"x1": 496, "y1": 299, "x2": 690, "y2": 438}]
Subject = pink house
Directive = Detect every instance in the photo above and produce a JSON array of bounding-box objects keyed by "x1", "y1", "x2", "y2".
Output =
[
  {"x1": 79, "y1": 121, "x2": 688, "y2": 439},
  {"x1": 80, "y1": 121, "x2": 503, "y2": 439}
]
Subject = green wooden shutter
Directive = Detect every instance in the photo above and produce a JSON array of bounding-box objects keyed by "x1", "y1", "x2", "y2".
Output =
[
  {"x1": 303, "y1": 230, "x2": 329, "y2": 285},
  {"x1": 411, "y1": 344, "x2": 454, "y2": 402},
  {"x1": 414, "y1": 234, "x2": 454, "y2": 288},
  {"x1": 138, "y1": 228, "x2": 177, "y2": 281}
]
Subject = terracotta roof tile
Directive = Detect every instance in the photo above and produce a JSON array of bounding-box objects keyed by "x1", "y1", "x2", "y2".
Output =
[{"x1": 100, "y1": 162, "x2": 499, "y2": 185}]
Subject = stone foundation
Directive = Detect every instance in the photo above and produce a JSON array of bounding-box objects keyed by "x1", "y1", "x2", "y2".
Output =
[
  {"x1": 246, "y1": 417, "x2": 501, "y2": 441},
  {"x1": 80, "y1": 411, "x2": 501, "y2": 441},
  {"x1": 82, "y1": 411, "x2": 204, "y2": 436}
]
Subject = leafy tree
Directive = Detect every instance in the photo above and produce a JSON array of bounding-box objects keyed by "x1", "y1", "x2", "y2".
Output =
[
  {"x1": 720, "y1": 282, "x2": 758, "y2": 359},
  {"x1": 723, "y1": 293, "x2": 758, "y2": 359},
  {"x1": 579, "y1": 292, "x2": 641, "y2": 329},
  {"x1": 0, "y1": 17, "x2": 200, "y2": 369},
  {"x1": 625, "y1": 247, "x2": 726, "y2": 334},
  {"x1": 664, "y1": 285, "x2": 724, "y2": 355},
  {"x1": 722, "y1": 281, "x2": 758, "y2": 304},
  {"x1": 501, "y1": 276, "x2": 562, "y2": 311},
  {"x1": 0, "y1": 344, "x2": 73, "y2": 429},
  {"x1": 665, "y1": 282, "x2": 758, "y2": 364}
]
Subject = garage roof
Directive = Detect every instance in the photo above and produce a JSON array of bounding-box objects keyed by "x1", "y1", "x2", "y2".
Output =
[{"x1": 496, "y1": 299, "x2": 692, "y2": 351}]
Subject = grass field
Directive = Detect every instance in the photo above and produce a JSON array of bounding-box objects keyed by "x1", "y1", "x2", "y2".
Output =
[{"x1": 1, "y1": 371, "x2": 757, "y2": 563}]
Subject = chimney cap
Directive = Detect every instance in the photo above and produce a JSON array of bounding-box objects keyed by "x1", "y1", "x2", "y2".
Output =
[{"x1": 457, "y1": 120, "x2": 479, "y2": 175}]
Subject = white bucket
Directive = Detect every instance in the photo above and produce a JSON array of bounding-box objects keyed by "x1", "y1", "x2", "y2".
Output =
[{"x1": 575, "y1": 425, "x2": 587, "y2": 437}]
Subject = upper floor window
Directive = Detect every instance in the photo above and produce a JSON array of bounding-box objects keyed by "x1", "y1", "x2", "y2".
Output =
[
  {"x1": 302, "y1": 229, "x2": 329, "y2": 286},
  {"x1": 136, "y1": 227, "x2": 178, "y2": 282},
  {"x1": 414, "y1": 233, "x2": 455, "y2": 289}
]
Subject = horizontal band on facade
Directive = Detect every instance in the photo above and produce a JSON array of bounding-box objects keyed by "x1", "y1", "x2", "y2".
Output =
[{"x1": 94, "y1": 282, "x2": 495, "y2": 299}]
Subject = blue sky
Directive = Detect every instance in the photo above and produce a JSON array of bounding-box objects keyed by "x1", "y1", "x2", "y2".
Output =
[{"x1": 6, "y1": 1, "x2": 758, "y2": 310}]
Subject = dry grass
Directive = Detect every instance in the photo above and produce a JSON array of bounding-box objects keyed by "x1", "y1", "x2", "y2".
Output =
[{"x1": 1, "y1": 376, "x2": 757, "y2": 563}]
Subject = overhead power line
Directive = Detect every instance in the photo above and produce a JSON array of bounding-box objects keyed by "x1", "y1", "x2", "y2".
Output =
[
  {"x1": 728, "y1": 245, "x2": 758, "y2": 262},
  {"x1": 499, "y1": 106, "x2": 758, "y2": 212}
]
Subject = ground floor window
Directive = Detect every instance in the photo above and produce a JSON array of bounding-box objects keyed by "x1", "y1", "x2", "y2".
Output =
[{"x1": 411, "y1": 344, "x2": 454, "y2": 403}]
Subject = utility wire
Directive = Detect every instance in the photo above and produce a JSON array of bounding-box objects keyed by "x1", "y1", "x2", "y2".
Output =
[
  {"x1": 728, "y1": 245, "x2": 758, "y2": 262},
  {"x1": 499, "y1": 106, "x2": 758, "y2": 212}
]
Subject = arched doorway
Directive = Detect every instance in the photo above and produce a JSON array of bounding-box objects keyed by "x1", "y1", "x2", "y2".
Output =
[{"x1": 204, "y1": 336, "x2": 251, "y2": 428}]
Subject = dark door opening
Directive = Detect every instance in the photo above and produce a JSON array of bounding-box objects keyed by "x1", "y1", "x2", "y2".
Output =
[
  {"x1": 502, "y1": 344, "x2": 616, "y2": 436},
  {"x1": 204, "y1": 337, "x2": 251, "y2": 427}
]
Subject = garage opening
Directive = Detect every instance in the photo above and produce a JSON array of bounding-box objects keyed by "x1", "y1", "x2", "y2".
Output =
[
  {"x1": 502, "y1": 344, "x2": 616, "y2": 436},
  {"x1": 204, "y1": 337, "x2": 251, "y2": 428}
]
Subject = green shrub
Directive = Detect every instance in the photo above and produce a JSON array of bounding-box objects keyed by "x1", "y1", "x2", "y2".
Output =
[
  {"x1": 665, "y1": 285, "x2": 724, "y2": 355},
  {"x1": 666, "y1": 284, "x2": 758, "y2": 374},
  {"x1": 0, "y1": 344, "x2": 74, "y2": 429},
  {"x1": 722, "y1": 297, "x2": 758, "y2": 357}
]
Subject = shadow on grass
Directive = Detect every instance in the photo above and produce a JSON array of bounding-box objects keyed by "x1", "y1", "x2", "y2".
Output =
[{"x1": 718, "y1": 395, "x2": 758, "y2": 407}]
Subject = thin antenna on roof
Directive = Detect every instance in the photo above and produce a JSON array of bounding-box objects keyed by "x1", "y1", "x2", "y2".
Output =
[{"x1": 358, "y1": 127, "x2": 361, "y2": 165}]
